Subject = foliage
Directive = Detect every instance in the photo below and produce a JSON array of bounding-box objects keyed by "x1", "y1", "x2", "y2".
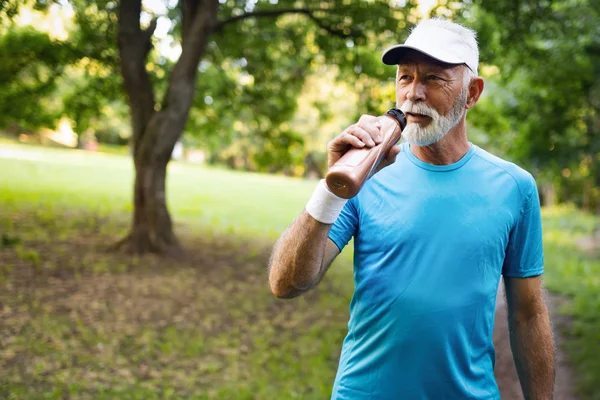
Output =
[
  {"x1": 463, "y1": 0, "x2": 600, "y2": 210},
  {"x1": 181, "y1": 0, "x2": 416, "y2": 175},
  {"x1": 61, "y1": 1, "x2": 127, "y2": 136},
  {"x1": 0, "y1": 26, "x2": 72, "y2": 130},
  {"x1": 0, "y1": 0, "x2": 57, "y2": 28}
]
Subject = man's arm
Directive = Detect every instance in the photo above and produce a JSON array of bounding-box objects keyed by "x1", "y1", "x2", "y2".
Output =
[
  {"x1": 268, "y1": 210, "x2": 340, "y2": 298},
  {"x1": 504, "y1": 275, "x2": 555, "y2": 399},
  {"x1": 268, "y1": 113, "x2": 398, "y2": 299}
]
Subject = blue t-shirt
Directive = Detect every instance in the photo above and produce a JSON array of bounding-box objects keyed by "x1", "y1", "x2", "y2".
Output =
[{"x1": 328, "y1": 142, "x2": 544, "y2": 400}]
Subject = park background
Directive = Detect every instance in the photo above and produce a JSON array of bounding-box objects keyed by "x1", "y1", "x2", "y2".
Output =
[{"x1": 0, "y1": 0, "x2": 599, "y2": 399}]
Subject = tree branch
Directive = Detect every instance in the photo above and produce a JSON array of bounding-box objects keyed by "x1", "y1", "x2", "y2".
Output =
[
  {"x1": 178, "y1": 0, "x2": 219, "y2": 74},
  {"x1": 163, "y1": 0, "x2": 218, "y2": 111},
  {"x1": 213, "y1": 7, "x2": 360, "y2": 38},
  {"x1": 118, "y1": 0, "x2": 142, "y2": 39},
  {"x1": 143, "y1": 18, "x2": 158, "y2": 56},
  {"x1": 214, "y1": 8, "x2": 311, "y2": 32},
  {"x1": 118, "y1": 0, "x2": 157, "y2": 155},
  {"x1": 306, "y1": 13, "x2": 360, "y2": 39},
  {"x1": 181, "y1": 0, "x2": 200, "y2": 45}
]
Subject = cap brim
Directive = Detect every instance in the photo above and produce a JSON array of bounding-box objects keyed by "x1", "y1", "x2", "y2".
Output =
[{"x1": 381, "y1": 45, "x2": 464, "y2": 66}]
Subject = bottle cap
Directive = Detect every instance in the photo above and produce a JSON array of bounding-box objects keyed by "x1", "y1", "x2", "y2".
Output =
[{"x1": 385, "y1": 108, "x2": 407, "y2": 130}]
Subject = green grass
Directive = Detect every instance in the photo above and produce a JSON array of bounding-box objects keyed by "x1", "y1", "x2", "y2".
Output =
[
  {"x1": 0, "y1": 141, "x2": 599, "y2": 399},
  {"x1": 0, "y1": 141, "x2": 317, "y2": 240}
]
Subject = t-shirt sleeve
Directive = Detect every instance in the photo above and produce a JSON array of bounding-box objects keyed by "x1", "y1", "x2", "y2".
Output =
[
  {"x1": 327, "y1": 198, "x2": 359, "y2": 252},
  {"x1": 502, "y1": 175, "x2": 544, "y2": 278}
]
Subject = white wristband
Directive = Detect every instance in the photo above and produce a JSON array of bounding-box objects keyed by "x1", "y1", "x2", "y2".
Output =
[{"x1": 305, "y1": 179, "x2": 349, "y2": 224}]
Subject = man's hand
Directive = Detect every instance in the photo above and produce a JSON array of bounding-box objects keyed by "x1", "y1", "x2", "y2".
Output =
[{"x1": 327, "y1": 114, "x2": 401, "y2": 173}]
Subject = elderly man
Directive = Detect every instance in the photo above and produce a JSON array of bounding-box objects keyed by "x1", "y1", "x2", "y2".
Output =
[{"x1": 268, "y1": 18, "x2": 555, "y2": 400}]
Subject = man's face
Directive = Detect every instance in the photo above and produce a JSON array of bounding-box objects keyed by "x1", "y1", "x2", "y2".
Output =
[{"x1": 395, "y1": 54, "x2": 469, "y2": 146}]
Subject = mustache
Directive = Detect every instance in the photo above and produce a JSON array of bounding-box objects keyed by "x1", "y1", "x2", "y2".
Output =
[{"x1": 400, "y1": 101, "x2": 438, "y2": 118}]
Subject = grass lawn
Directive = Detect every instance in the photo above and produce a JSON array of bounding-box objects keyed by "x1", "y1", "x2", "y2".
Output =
[{"x1": 0, "y1": 141, "x2": 598, "y2": 399}]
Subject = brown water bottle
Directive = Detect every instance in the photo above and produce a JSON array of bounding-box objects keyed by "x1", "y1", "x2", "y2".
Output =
[{"x1": 325, "y1": 108, "x2": 407, "y2": 199}]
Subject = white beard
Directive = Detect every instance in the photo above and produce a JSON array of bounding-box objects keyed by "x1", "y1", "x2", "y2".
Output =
[{"x1": 399, "y1": 86, "x2": 469, "y2": 146}]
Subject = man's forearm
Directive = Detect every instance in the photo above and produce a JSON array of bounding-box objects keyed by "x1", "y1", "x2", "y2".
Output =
[
  {"x1": 268, "y1": 210, "x2": 331, "y2": 298},
  {"x1": 509, "y1": 307, "x2": 555, "y2": 399}
]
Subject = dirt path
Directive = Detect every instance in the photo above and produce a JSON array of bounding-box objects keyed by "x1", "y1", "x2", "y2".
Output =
[{"x1": 493, "y1": 279, "x2": 578, "y2": 399}]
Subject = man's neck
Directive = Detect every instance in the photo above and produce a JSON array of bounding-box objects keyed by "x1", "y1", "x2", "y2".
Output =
[{"x1": 410, "y1": 121, "x2": 471, "y2": 165}]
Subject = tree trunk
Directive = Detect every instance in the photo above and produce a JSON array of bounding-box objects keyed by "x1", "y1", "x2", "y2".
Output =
[
  {"x1": 541, "y1": 182, "x2": 556, "y2": 208},
  {"x1": 116, "y1": 0, "x2": 218, "y2": 255},
  {"x1": 125, "y1": 113, "x2": 181, "y2": 255},
  {"x1": 122, "y1": 105, "x2": 195, "y2": 255},
  {"x1": 128, "y1": 156, "x2": 178, "y2": 254}
]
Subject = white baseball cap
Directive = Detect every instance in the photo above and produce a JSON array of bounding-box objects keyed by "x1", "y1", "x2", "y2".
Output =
[{"x1": 381, "y1": 19, "x2": 479, "y2": 75}]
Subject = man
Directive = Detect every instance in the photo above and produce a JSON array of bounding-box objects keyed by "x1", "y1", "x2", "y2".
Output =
[{"x1": 268, "y1": 18, "x2": 555, "y2": 400}]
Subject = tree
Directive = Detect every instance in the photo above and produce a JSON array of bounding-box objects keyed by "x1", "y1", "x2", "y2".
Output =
[
  {"x1": 0, "y1": 0, "x2": 415, "y2": 254},
  {"x1": 110, "y1": 0, "x2": 413, "y2": 254}
]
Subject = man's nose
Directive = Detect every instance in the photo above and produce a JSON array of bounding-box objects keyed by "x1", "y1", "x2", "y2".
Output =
[{"x1": 406, "y1": 81, "x2": 426, "y2": 102}]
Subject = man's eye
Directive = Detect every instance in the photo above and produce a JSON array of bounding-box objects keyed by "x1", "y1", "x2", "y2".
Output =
[
  {"x1": 398, "y1": 75, "x2": 410, "y2": 81},
  {"x1": 428, "y1": 75, "x2": 441, "y2": 81}
]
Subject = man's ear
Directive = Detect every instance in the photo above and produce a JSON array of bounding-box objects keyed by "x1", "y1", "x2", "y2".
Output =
[{"x1": 466, "y1": 77, "x2": 484, "y2": 109}]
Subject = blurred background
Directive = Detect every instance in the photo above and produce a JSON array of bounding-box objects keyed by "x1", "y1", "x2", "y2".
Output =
[{"x1": 0, "y1": 0, "x2": 598, "y2": 399}]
